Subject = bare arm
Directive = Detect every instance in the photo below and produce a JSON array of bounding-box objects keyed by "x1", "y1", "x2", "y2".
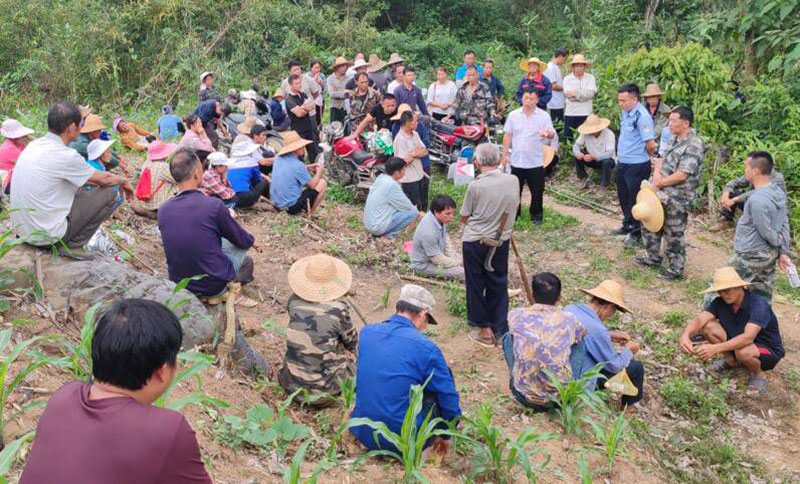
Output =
[
  {"x1": 679, "y1": 311, "x2": 715, "y2": 354},
  {"x1": 87, "y1": 170, "x2": 134, "y2": 200}
]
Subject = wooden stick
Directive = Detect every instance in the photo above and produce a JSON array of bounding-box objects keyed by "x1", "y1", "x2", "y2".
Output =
[
  {"x1": 398, "y1": 274, "x2": 450, "y2": 287},
  {"x1": 510, "y1": 235, "x2": 534, "y2": 306},
  {"x1": 345, "y1": 297, "x2": 367, "y2": 327},
  {"x1": 545, "y1": 187, "x2": 617, "y2": 214}
]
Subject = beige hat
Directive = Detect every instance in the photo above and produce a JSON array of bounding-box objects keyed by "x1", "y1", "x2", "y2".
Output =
[
  {"x1": 274, "y1": 88, "x2": 285, "y2": 99},
  {"x1": 367, "y1": 54, "x2": 387, "y2": 73},
  {"x1": 288, "y1": 254, "x2": 353, "y2": 302},
  {"x1": 200, "y1": 71, "x2": 214, "y2": 83},
  {"x1": 568, "y1": 54, "x2": 591, "y2": 66},
  {"x1": 542, "y1": 145, "x2": 556, "y2": 168},
  {"x1": 519, "y1": 57, "x2": 547, "y2": 72},
  {"x1": 391, "y1": 103, "x2": 413, "y2": 121},
  {"x1": 386, "y1": 53, "x2": 405, "y2": 66},
  {"x1": 577, "y1": 114, "x2": 611, "y2": 135},
  {"x1": 352, "y1": 58, "x2": 369, "y2": 70},
  {"x1": 78, "y1": 105, "x2": 93, "y2": 119},
  {"x1": 643, "y1": 83, "x2": 665, "y2": 97},
  {"x1": 580, "y1": 280, "x2": 631, "y2": 313},
  {"x1": 1, "y1": 119, "x2": 34, "y2": 139},
  {"x1": 332, "y1": 56, "x2": 352, "y2": 69},
  {"x1": 397, "y1": 284, "x2": 438, "y2": 325},
  {"x1": 631, "y1": 180, "x2": 665, "y2": 233},
  {"x1": 240, "y1": 90, "x2": 258, "y2": 101},
  {"x1": 701, "y1": 267, "x2": 752, "y2": 294},
  {"x1": 81, "y1": 114, "x2": 107, "y2": 134},
  {"x1": 237, "y1": 116, "x2": 263, "y2": 135},
  {"x1": 278, "y1": 130, "x2": 312, "y2": 156}
]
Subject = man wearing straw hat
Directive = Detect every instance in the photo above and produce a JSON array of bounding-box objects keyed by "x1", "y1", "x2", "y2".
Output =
[
  {"x1": 679, "y1": 267, "x2": 785, "y2": 396},
  {"x1": 367, "y1": 53, "x2": 390, "y2": 94},
  {"x1": 270, "y1": 131, "x2": 327, "y2": 216},
  {"x1": 643, "y1": 83, "x2": 671, "y2": 147},
  {"x1": 326, "y1": 57, "x2": 352, "y2": 124},
  {"x1": 69, "y1": 114, "x2": 124, "y2": 173},
  {"x1": 566, "y1": 280, "x2": 644, "y2": 406},
  {"x1": 635, "y1": 106, "x2": 703, "y2": 280},
  {"x1": 345, "y1": 57, "x2": 376, "y2": 91},
  {"x1": 572, "y1": 114, "x2": 616, "y2": 188},
  {"x1": 279, "y1": 254, "x2": 358, "y2": 405},
  {"x1": 516, "y1": 57, "x2": 551, "y2": 110},
  {"x1": 562, "y1": 54, "x2": 596, "y2": 142}
]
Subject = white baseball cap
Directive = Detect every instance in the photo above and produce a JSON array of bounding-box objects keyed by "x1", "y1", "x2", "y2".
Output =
[
  {"x1": 87, "y1": 139, "x2": 116, "y2": 161},
  {"x1": 207, "y1": 151, "x2": 232, "y2": 167},
  {"x1": 1, "y1": 119, "x2": 34, "y2": 139}
]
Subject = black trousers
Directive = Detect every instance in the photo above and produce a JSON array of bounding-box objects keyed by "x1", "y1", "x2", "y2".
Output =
[
  {"x1": 510, "y1": 166, "x2": 544, "y2": 222},
  {"x1": 616, "y1": 162, "x2": 651, "y2": 237},
  {"x1": 601, "y1": 359, "x2": 644, "y2": 406},
  {"x1": 463, "y1": 240, "x2": 509, "y2": 336},
  {"x1": 402, "y1": 179, "x2": 426, "y2": 211},
  {"x1": 575, "y1": 157, "x2": 615, "y2": 186},
  {"x1": 233, "y1": 178, "x2": 270, "y2": 209},
  {"x1": 549, "y1": 108, "x2": 564, "y2": 134},
  {"x1": 297, "y1": 129, "x2": 320, "y2": 164},
  {"x1": 330, "y1": 107, "x2": 347, "y2": 124},
  {"x1": 564, "y1": 115, "x2": 587, "y2": 143}
]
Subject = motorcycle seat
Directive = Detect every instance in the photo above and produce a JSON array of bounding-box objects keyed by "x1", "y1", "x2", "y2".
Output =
[
  {"x1": 432, "y1": 120, "x2": 455, "y2": 134},
  {"x1": 348, "y1": 149, "x2": 374, "y2": 164}
]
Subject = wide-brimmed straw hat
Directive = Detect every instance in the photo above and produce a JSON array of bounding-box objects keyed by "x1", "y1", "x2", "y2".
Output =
[
  {"x1": 577, "y1": 114, "x2": 611, "y2": 135},
  {"x1": 274, "y1": 88, "x2": 285, "y2": 99},
  {"x1": 200, "y1": 71, "x2": 215, "y2": 83},
  {"x1": 288, "y1": 254, "x2": 353, "y2": 302},
  {"x1": 352, "y1": 58, "x2": 369, "y2": 70},
  {"x1": 386, "y1": 53, "x2": 405, "y2": 66},
  {"x1": 519, "y1": 57, "x2": 547, "y2": 72},
  {"x1": 80, "y1": 114, "x2": 106, "y2": 134},
  {"x1": 1, "y1": 119, "x2": 34, "y2": 139},
  {"x1": 701, "y1": 267, "x2": 752, "y2": 294},
  {"x1": 568, "y1": 54, "x2": 591, "y2": 66},
  {"x1": 147, "y1": 140, "x2": 178, "y2": 161},
  {"x1": 237, "y1": 116, "x2": 263, "y2": 135},
  {"x1": 643, "y1": 83, "x2": 665, "y2": 97},
  {"x1": 367, "y1": 54, "x2": 387, "y2": 73},
  {"x1": 87, "y1": 139, "x2": 115, "y2": 162},
  {"x1": 542, "y1": 145, "x2": 556, "y2": 168},
  {"x1": 278, "y1": 130, "x2": 312, "y2": 156},
  {"x1": 580, "y1": 280, "x2": 631, "y2": 313},
  {"x1": 391, "y1": 103, "x2": 413, "y2": 121},
  {"x1": 332, "y1": 56, "x2": 352, "y2": 69},
  {"x1": 631, "y1": 180, "x2": 664, "y2": 233}
]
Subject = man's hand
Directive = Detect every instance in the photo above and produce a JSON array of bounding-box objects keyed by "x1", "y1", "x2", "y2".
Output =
[
  {"x1": 679, "y1": 333, "x2": 695, "y2": 355},
  {"x1": 650, "y1": 156, "x2": 663, "y2": 170},
  {"x1": 694, "y1": 343, "x2": 718, "y2": 360},
  {"x1": 610, "y1": 331, "x2": 630, "y2": 344},
  {"x1": 442, "y1": 115, "x2": 452, "y2": 124},
  {"x1": 575, "y1": 152, "x2": 585, "y2": 162},
  {"x1": 500, "y1": 153, "x2": 510, "y2": 166},
  {"x1": 624, "y1": 340, "x2": 640, "y2": 354},
  {"x1": 120, "y1": 180, "x2": 135, "y2": 201},
  {"x1": 252, "y1": 242, "x2": 263, "y2": 254},
  {"x1": 538, "y1": 129, "x2": 555, "y2": 139},
  {"x1": 565, "y1": 90, "x2": 575, "y2": 99},
  {"x1": 584, "y1": 154, "x2": 596, "y2": 162},
  {"x1": 653, "y1": 174, "x2": 663, "y2": 190},
  {"x1": 778, "y1": 253, "x2": 792, "y2": 272}
]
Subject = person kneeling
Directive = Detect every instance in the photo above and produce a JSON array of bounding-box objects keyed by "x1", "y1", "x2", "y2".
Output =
[
  {"x1": 20, "y1": 299, "x2": 212, "y2": 484},
  {"x1": 410, "y1": 194, "x2": 465, "y2": 281},
  {"x1": 270, "y1": 131, "x2": 327, "y2": 216},
  {"x1": 502, "y1": 272, "x2": 586, "y2": 411},
  {"x1": 679, "y1": 266, "x2": 784, "y2": 397},
  {"x1": 363, "y1": 157, "x2": 419, "y2": 238}
]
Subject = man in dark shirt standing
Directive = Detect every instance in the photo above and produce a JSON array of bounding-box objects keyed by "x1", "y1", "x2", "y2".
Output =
[
  {"x1": 21, "y1": 299, "x2": 212, "y2": 484},
  {"x1": 158, "y1": 148, "x2": 260, "y2": 301},
  {"x1": 350, "y1": 94, "x2": 398, "y2": 140},
  {"x1": 285, "y1": 74, "x2": 320, "y2": 163}
]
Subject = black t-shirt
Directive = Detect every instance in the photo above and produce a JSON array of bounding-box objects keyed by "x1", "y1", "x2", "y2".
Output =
[
  {"x1": 706, "y1": 291, "x2": 784, "y2": 358},
  {"x1": 285, "y1": 91, "x2": 315, "y2": 134},
  {"x1": 370, "y1": 104, "x2": 397, "y2": 131}
]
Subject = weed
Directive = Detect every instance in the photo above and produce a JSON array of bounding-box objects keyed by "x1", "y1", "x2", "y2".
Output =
[
  {"x1": 346, "y1": 215, "x2": 361, "y2": 230},
  {"x1": 154, "y1": 352, "x2": 229, "y2": 411},
  {"x1": 263, "y1": 318, "x2": 287, "y2": 336},
  {"x1": 0, "y1": 432, "x2": 33, "y2": 482},
  {"x1": 514, "y1": 206, "x2": 580, "y2": 232},
  {"x1": 577, "y1": 452, "x2": 594, "y2": 484},
  {"x1": 446, "y1": 318, "x2": 468, "y2": 337},
  {"x1": 659, "y1": 375, "x2": 729, "y2": 423},
  {"x1": 661, "y1": 309, "x2": 688, "y2": 326},
  {"x1": 446, "y1": 282, "x2": 467, "y2": 318},
  {"x1": 337, "y1": 376, "x2": 356, "y2": 415},
  {"x1": 545, "y1": 363, "x2": 606, "y2": 436},
  {"x1": 283, "y1": 440, "x2": 318, "y2": 484},
  {"x1": 376, "y1": 286, "x2": 391, "y2": 311},
  {"x1": 55, "y1": 302, "x2": 102, "y2": 381},
  {"x1": 589, "y1": 254, "x2": 613, "y2": 273},
  {"x1": 680, "y1": 277, "x2": 708, "y2": 302},
  {"x1": 586, "y1": 410, "x2": 628, "y2": 474},
  {"x1": 327, "y1": 181, "x2": 359, "y2": 206},
  {"x1": 327, "y1": 243, "x2": 340, "y2": 256},
  {"x1": 786, "y1": 367, "x2": 800, "y2": 393},
  {"x1": 687, "y1": 439, "x2": 765, "y2": 484},
  {"x1": 622, "y1": 267, "x2": 654, "y2": 289},
  {"x1": 775, "y1": 273, "x2": 800, "y2": 303}
]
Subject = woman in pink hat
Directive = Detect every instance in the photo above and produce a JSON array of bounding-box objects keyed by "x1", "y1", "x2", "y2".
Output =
[
  {"x1": 0, "y1": 119, "x2": 34, "y2": 194},
  {"x1": 132, "y1": 140, "x2": 179, "y2": 219}
]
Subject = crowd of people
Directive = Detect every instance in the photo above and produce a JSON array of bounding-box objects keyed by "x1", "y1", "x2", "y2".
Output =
[{"x1": 0, "y1": 47, "x2": 795, "y2": 481}]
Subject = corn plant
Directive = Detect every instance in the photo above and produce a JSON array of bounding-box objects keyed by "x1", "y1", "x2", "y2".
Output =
[
  {"x1": 544, "y1": 363, "x2": 606, "y2": 436},
  {"x1": 0, "y1": 432, "x2": 33, "y2": 483},
  {"x1": 345, "y1": 374, "x2": 455, "y2": 484},
  {"x1": 577, "y1": 452, "x2": 594, "y2": 484},
  {"x1": 458, "y1": 403, "x2": 556, "y2": 484},
  {"x1": 337, "y1": 376, "x2": 356, "y2": 413},
  {"x1": 54, "y1": 302, "x2": 103, "y2": 381},
  {"x1": 283, "y1": 440, "x2": 319, "y2": 484},
  {"x1": 585, "y1": 410, "x2": 628, "y2": 474},
  {"x1": 154, "y1": 351, "x2": 229, "y2": 411}
]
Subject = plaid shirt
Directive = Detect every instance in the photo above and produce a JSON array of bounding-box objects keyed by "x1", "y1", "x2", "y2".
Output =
[{"x1": 202, "y1": 169, "x2": 235, "y2": 200}]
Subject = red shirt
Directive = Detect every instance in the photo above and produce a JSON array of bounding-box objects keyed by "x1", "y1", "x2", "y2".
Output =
[
  {"x1": 20, "y1": 381, "x2": 212, "y2": 484},
  {"x1": 0, "y1": 139, "x2": 24, "y2": 188}
]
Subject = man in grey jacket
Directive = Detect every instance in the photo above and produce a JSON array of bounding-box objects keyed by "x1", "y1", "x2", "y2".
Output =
[
  {"x1": 715, "y1": 167, "x2": 786, "y2": 227},
  {"x1": 730, "y1": 151, "x2": 793, "y2": 302}
]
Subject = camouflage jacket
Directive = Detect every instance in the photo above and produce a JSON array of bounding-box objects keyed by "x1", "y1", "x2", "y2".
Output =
[
  {"x1": 280, "y1": 295, "x2": 358, "y2": 397},
  {"x1": 660, "y1": 130, "x2": 704, "y2": 206},
  {"x1": 349, "y1": 87, "x2": 381, "y2": 127},
  {"x1": 453, "y1": 82, "x2": 494, "y2": 125}
]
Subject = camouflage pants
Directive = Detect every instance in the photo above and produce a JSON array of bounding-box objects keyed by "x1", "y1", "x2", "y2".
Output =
[
  {"x1": 643, "y1": 200, "x2": 689, "y2": 275},
  {"x1": 730, "y1": 248, "x2": 780, "y2": 303}
]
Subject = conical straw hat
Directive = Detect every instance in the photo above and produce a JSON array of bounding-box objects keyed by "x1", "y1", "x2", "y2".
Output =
[
  {"x1": 632, "y1": 180, "x2": 664, "y2": 233},
  {"x1": 288, "y1": 254, "x2": 353, "y2": 302},
  {"x1": 643, "y1": 83, "x2": 665, "y2": 97},
  {"x1": 579, "y1": 279, "x2": 631, "y2": 313},
  {"x1": 568, "y1": 54, "x2": 591, "y2": 66},
  {"x1": 701, "y1": 266, "x2": 752, "y2": 294},
  {"x1": 577, "y1": 114, "x2": 610, "y2": 135},
  {"x1": 519, "y1": 57, "x2": 547, "y2": 72}
]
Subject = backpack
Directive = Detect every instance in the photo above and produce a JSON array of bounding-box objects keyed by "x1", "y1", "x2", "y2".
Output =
[{"x1": 135, "y1": 166, "x2": 165, "y2": 201}]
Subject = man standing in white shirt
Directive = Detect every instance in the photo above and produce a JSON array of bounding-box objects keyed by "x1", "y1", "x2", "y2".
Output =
[
  {"x1": 501, "y1": 91, "x2": 556, "y2": 225},
  {"x1": 394, "y1": 111, "x2": 429, "y2": 211},
  {"x1": 545, "y1": 48, "x2": 568, "y2": 129},
  {"x1": 572, "y1": 115, "x2": 616, "y2": 187},
  {"x1": 563, "y1": 54, "x2": 596, "y2": 142}
]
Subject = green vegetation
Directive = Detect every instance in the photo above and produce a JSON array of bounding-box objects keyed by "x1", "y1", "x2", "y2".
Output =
[
  {"x1": 545, "y1": 364, "x2": 606, "y2": 436},
  {"x1": 659, "y1": 375, "x2": 729, "y2": 424},
  {"x1": 586, "y1": 410, "x2": 629, "y2": 475},
  {"x1": 55, "y1": 302, "x2": 101, "y2": 381},
  {"x1": 445, "y1": 282, "x2": 468, "y2": 319},
  {"x1": 515, "y1": 207, "x2": 580, "y2": 233},
  {"x1": 327, "y1": 181, "x2": 360, "y2": 206},
  {"x1": 154, "y1": 352, "x2": 229, "y2": 411}
]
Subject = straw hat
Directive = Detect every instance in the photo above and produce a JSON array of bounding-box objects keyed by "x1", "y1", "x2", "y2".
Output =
[
  {"x1": 579, "y1": 280, "x2": 631, "y2": 313},
  {"x1": 542, "y1": 145, "x2": 556, "y2": 168},
  {"x1": 386, "y1": 53, "x2": 405, "y2": 66},
  {"x1": 352, "y1": 58, "x2": 369, "y2": 70},
  {"x1": 367, "y1": 54, "x2": 387, "y2": 73},
  {"x1": 274, "y1": 88, "x2": 285, "y2": 99},
  {"x1": 200, "y1": 71, "x2": 214, "y2": 83},
  {"x1": 631, "y1": 180, "x2": 664, "y2": 233},
  {"x1": 0, "y1": 119, "x2": 34, "y2": 139},
  {"x1": 391, "y1": 103, "x2": 412, "y2": 121},
  {"x1": 278, "y1": 131, "x2": 312, "y2": 156},
  {"x1": 147, "y1": 140, "x2": 178, "y2": 161},
  {"x1": 288, "y1": 254, "x2": 353, "y2": 302},
  {"x1": 577, "y1": 114, "x2": 611, "y2": 135},
  {"x1": 568, "y1": 54, "x2": 591, "y2": 66},
  {"x1": 701, "y1": 267, "x2": 752, "y2": 294},
  {"x1": 332, "y1": 56, "x2": 352, "y2": 69},
  {"x1": 237, "y1": 116, "x2": 264, "y2": 135},
  {"x1": 643, "y1": 83, "x2": 665, "y2": 98},
  {"x1": 519, "y1": 57, "x2": 547, "y2": 72},
  {"x1": 87, "y1": 139, "x2": 115, "y2": 162},
  {"x1": 80, "y1": 114, "x2": 107, "y2": 134},
  {"x1": 240, "y1": 90, "x2": 258, "y2": 101}
]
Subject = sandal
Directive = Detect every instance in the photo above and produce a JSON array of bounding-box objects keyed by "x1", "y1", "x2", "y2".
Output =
[
  {"x1": 469, "y1": 330, "x2": 496, "y2": 348},
  {"x1": 745, "y1": 375, "x2": 767, "y2": 397},
  {"x1": 709, "y1": 358, "x2": 734, "y2": 372}
]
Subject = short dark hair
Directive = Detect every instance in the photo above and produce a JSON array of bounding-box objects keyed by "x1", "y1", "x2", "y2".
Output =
[
  {"x1": 221, "y1": 103, "x2": 232, "y2": 117},
  {"x1": 555, "y1": 47, "x2": 568, "y2": 58},
  {"x1": 183, "y1": 113, "x2": 200, "y2": 128},
  {"x1": 430, "y1": 194, "x2": 456, "y2": 214},
  {"x1": 436, "y1": 65, "x2": 448, "y2": 73},
  {"x1": 250, "y1": 124, "x2": 267, "y2": 137},
  {"x1": 384, "y1": 157, "x2": 407, "y2": 176},
  {"x1": 169, "y1": 147, "x2": 200, "y2": 182},
  {"x1": 47, "y1": 101, "x2": 82, "y2": 135},
  {"x1": 466, "y1": 65, "x2": 478, "y2": 73},
  {"x1": 671, "y1": 106, "x2": 694, "y2": 126},
  {"x1": 288, "y1": 60, "x2": 301, "y2": 70},
  {"x1": 404, "y1": 66, "x2": 416, "y2": 75},
  {"x1": 400, "y1": 110, "x2": 415, "y2": 126},
  {"x1": 532, "y1": 272, "x2": 561, "y2": 305},
  {"x1": 383, "y1": 94, "x2": 396, "y2": 101},
  {"x1": 464, "y1": 50, "x2": 475, "y2": 56},
  {"x1": 483, "y1": 59, "x2": 494, "y2": 67},
  {"x1": 748, "y1": 151, "x2": 774, "y2": 175},
  {"x1": 396, "y1": 300, "x2": 423, "y2": 315},
  {"x1": 288, "y1": 74, "x2": 302, "y2": 84},
  {"x1": 310, "y1": 59, "x2": 321, "y2": 69},
  {"x1": 522, "y1": 88, "x2": 539, "y2": 98},
  {"x1": 356, "y1": 72, "x2": 370, "y2": 82},
  {"x1": 92, "y1": 299, "x2": 182, "y2": 391},
  {"x1": 618, "y1": 83, "x2": 641, "y2": 99}
]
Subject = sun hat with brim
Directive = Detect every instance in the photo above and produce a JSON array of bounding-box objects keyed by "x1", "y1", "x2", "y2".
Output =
[
  {"x1": 274, "y1": 88, "x2": 285, "y2": 99},
  {"x1": 631, "y1": 180, "x2": 665, "y2": 233},
  {"x1": 231, "y1": 139, "x2": 261, "y2": 158},
  {"x1": 701, "y1": 266, "x2": 752, "y2": 294},
  {"x1": 87, "y1": 139, "x2": 116, "y2": 162},
  {"x1": 519, "y1": 57, "x2": 547, "y2": 72},
  {"x1": 397, "y1": 284, "x2": 439, "y2": 325},
  {"x1": 542, "y1": 145, "x2": 556, "y2": 168},
  {"x1": 200, "y1": 71, "x2": 215, "y2": 83},
  {"x1": 0, "y1": 119, "x2": 34, "y2": 139},
  {"x1": 391, "y1": 103, "x2": 413, "y2": 121},
  {"x1": 577, "y1": 114, "x2": 611, "y2": 135},
  {"x1": 568, "y1": 54, "x2": 592, "y2": 66},
  {"x1": 352, "y1": 59, "x2": 369, "y2": 70},
  {"x1": 367, "y1": 54, "x2": 387, "y2": 73},
  {"x1": 332, "y1": 56, "x2": 352, "y2": 69},
  {"x1": 207, "y1": 151, "x2": 233, "y2": 167},
  {"x1": 112, "y1": 116, "x2": 125, "y2": 132},
  {"x1": 278, "y1": 131, "x2": 312, "y2": 156},
  {"x1": 80, "y1": 114, "x2": 107, "y2": 134},
  {"x1": 237, "y1": 116, "x2": 264, "y2": 135},
  {"x1": 579, "y1": 279, "x2": 631, "y2": 313},
  {"x1": 288, "y1": 254, "x2": 353, "y2": 303},
  {"x1": 643, "y1": 83, "x2": 665, "y2": 97},
  {"x1": 147, "y1": 140, "x2": 178, "y2": 161},
  {"x1": 386, "y1": 53, "x2": 405, "y2": 66}
]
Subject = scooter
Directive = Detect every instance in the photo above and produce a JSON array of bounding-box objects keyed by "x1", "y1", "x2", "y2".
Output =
[{"x1": 321, "y1": 120, "x2": 392, "y2": 198}]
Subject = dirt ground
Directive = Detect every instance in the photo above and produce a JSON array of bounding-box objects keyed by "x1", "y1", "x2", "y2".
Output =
[{"x1": 3, "y1": 169, "x2": 800, "y2": 484}]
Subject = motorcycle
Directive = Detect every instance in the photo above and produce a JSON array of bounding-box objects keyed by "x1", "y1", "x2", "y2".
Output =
[
  {"x1": 321, "y1": 120, "x2": 392, "y2": 199},
  {"x1": 427, "y1": 117, "x2": 489, "y2": 168},
  {"x1": 219, "y1": 112, "x2": 284, "y2": 155}
]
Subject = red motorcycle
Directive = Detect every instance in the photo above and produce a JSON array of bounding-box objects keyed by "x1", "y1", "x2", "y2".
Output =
[
  {"x1": 321, "y1": 121, "x2": 391, "y2": 198},
  {"x1": 428, "y1": 117, "x2": 488, "y2": 167}
]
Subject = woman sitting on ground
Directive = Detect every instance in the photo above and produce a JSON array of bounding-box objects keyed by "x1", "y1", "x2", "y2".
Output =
[
  {"x1": 132, "y1": 141, "x2": 179, "y2": 219},
  {"x1": 113, "y1": 116, "x2": 156, "y2": 152},
  {"x1": 178, "y1": 114, "x2": 214, "y2": 163}
]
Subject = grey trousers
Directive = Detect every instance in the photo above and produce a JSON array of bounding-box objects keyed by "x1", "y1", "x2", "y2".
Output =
[
  {"x1": 63, "y1": 187, "x2": 120, "y2": 249},
  {"x1": 412, "y1": 263, "x2": 466, "y2": 282}
]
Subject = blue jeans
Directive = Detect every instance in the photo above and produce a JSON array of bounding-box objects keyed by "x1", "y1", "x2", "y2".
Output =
[
  {"x1": 384, "y1": 209, "x2": 418, "y2": 238},
  {"x1": 221, "y1": 239, "x2": 247, "y2": 273},
  {"x1": 502, "y1": 333, "x2": 551, "y2": 412}
]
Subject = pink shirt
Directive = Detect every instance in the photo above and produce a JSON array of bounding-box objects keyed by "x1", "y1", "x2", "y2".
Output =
[{"x1": 0, "y1": 139, "x2": 24, "y2": 187}]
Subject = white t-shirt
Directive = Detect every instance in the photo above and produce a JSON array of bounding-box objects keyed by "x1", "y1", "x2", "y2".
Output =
[
  {"x1": 387, "y1": 80, "x2": 402, "y2": 96},
  {"x1": 503, "y1": 107, "x2": 554, "y2": 169},
  {"x1": 10, "y1": 133, "x2": 95, "y2": 244},
  {"x1": 563, "y1": 73, "x2": 597, "y2": 117},
  {"x1": 394, "y1": 129, "x2": 426, "y2": 183},
  {"x1": 545, "y1": 62, "x2": 565, "y2": 110},
  {"x1": 426, "y1": 81, "x2": 457, "y2": 115}
]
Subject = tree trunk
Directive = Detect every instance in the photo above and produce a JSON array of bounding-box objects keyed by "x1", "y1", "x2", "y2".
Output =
[{"x1": 644, "y1": 0, "x2": 661, "y2": 31}]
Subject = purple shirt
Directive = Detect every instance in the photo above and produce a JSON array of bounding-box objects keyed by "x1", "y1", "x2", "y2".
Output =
[
  {"x1": 158, "y1": 189, "x2": 254, "y2": 295},
  {"x1": 393, "y1": 83, "x2": 428, "y2": 116}
]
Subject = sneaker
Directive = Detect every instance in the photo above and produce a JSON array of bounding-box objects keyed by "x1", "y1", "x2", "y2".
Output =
[
  {"x1": 235, "y1": 295, "x2": 260, "y2": 308},
  {"x1": 622, "y1": 234, "x2": 642, "y2": 248},
  {"x1": 634, "y1": 256, "x2": 661, "y2": 268},
  {"x1": 658, "y1": 269, "x2": 683, "y2": 281},
  {"x1": 56, "y1": 245, "x2": 95, "y2": 261},
  {"x1": 469, "y1": 330, "x2": 496, "y2": 348},
  {"x1": 610, "y1": 227, "x2": 630, "y2": 237}
]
